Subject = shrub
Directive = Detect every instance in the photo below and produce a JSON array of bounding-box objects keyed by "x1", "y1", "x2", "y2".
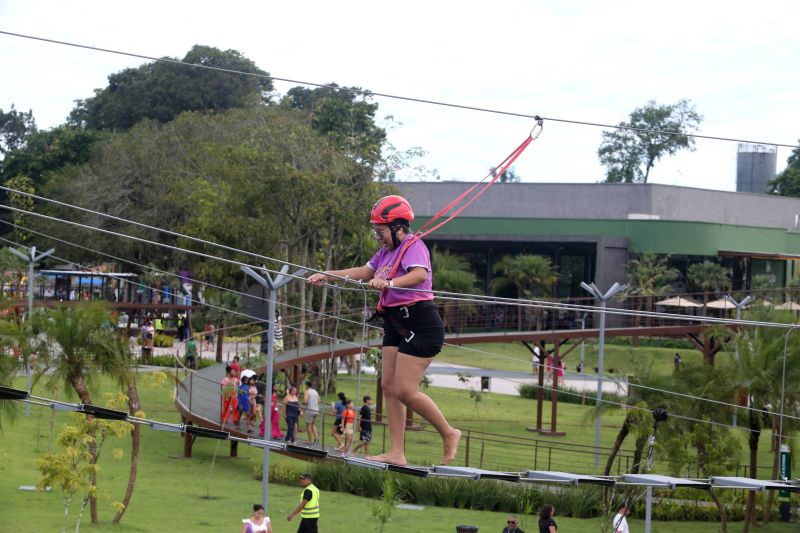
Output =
[
  {"x1": 154, "y1": 333, "x2": 174, "y2": 347},
  {"x1": 518, "y1": 384, "x2": 625, "y2": 406}
]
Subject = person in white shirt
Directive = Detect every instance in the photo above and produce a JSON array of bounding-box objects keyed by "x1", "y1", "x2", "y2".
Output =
[
  {"x1": 242, "y1": 503, "x2": 272, "y2": 533},
  {"x1": 612, "y1": 503, "x2": 630, "y2": 533}
]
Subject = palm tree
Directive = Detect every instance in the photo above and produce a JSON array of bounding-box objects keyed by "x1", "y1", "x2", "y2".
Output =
[
  {"x1": 33, "y1": 302, "x2": 132, "y2": 525},
  {"x1": 687, "y1": 261, "x2": 730, "y2": 312},
  {"x1": 491, "y1": 254, "x2": 558, "y2": 330},
  {"x1": 432, "y1": 248, "x2": 480, "y2": 333},
  {"x1": 659, "y1": 361, "x2": 741, "y2": 533},
  {"x1": 732, "y1": 306, "x2": 800, "y2": 532},
  {"x1": 625, "y1": 252, "x2": 678, "y2": 326}
]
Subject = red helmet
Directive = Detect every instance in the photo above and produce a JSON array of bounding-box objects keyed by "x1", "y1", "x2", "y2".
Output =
[{"x1": 370, "y1": 195, "x2": 414, "y2": 224}]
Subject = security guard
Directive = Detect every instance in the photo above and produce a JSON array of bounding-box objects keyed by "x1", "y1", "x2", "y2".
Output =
[{"x1": 287, "y1": 472, "x2": 319, "y2": 533}]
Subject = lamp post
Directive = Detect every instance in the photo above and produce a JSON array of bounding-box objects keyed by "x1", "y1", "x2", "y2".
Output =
[
  {"x1": 240, "y1": 264, "x2": 305, "y2": 512},
  {"x1": 8, "y1": 246, "x2": 55, "y2": 416},
  {"x1": 724, "y1": 294, "x2": 753, "y2": 427},
  {"x1": 580, "y1": 281, "x2": 626, "y2": 468}
]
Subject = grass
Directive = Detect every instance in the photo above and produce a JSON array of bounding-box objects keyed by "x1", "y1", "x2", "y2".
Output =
[{"x1": 0, "y1": 350, "x2": 794, "y2": 532}]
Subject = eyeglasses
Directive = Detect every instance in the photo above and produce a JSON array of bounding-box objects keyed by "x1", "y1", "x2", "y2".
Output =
[
  {"x1": 371, "y1": 227, "x2": 390, "y2": 239},
  {"x1": 507, "y1": 521, "x2": 517, "y2": 525}
]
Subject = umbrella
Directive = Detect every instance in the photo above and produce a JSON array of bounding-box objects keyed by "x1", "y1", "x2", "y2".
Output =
[
  {"x1": 655, "y1": 297, "x2": 701, "y2": 308},
  {"x1": 775, "y1": 301, "x2": 800, "y2": 311},
  {"x1": 706, "y1": 298, "x2": 737, "y2": 310},
  {"x1": 240, "y1": 369, "x2": 256, "y2": 379}
]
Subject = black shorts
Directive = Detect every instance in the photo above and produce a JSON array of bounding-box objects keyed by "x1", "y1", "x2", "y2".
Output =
[
  {"x1": 381, "y1": 300, "x2": 444, "y2": 358},
  {"x1": 360, "y1": 430, "x2": 372, "y2": 442},
  {"x1": 298, "y1": 517, "x2": 318, "y2": 533}
]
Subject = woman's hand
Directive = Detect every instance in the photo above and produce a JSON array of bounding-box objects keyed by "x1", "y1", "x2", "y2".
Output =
[
  {"x1": 307, "y1": 272, "x2": 328, "y2": 286},
  {"x1": 367, "y1": 278, "x2": 391, "y2": 290}
]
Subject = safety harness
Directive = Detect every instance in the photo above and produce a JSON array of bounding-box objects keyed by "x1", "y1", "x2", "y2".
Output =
[{"x1": 377, "y1": 118, "x2": 544, "y2": 314}]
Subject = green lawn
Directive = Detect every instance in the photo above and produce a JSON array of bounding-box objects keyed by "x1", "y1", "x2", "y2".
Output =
[{"x1": 0, "y1": 368, "x2": 794, "y2": 532}]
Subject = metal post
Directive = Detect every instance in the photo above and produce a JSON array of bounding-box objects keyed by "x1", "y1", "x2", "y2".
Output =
[
  {"x1": 240, "y1": 264, "x2": 305, "y2": 513},
  {"x1": 724, "y1": 295, "x2": 752, "y2": 428},
  {"x1": 581, "y1": 281, "x2": 626, "y2": 468},
  {"x1": 579, "y1": 314, "x2": 586, "y2": 375},
  {"x1": 9, "y1": 246, "x2": 54, "y2": 416},
  {"x1": 645, "y1": 486, "x2": 653, "y2": 533}
]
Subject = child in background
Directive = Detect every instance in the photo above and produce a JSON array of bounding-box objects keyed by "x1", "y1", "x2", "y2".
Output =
[{"x1": 341, "y1": 399, "x2": 357, "y2": 453}]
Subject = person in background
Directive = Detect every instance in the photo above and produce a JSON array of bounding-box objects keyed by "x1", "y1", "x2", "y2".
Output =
[
  {"x1": 287, "y1": 473, "x2": 320, "y2": 533},
  {"x1": 303, "y1": 381, "x2": 320, "y2": 445},
  {"x1": 237, "y1": 376, "x2": 252, "y2": 431},
  {"x1": 351, "y1": 395, "x2": 373, "y2": 457},
  {"x1": 221, "y1": 365, "x2": 238, "y2": 426},
  {"x1": 242, "y1": 503, "x2": 272, "y2": 533},
  {"x1": 502, "y1": 514, "x2": 525, "y2": 533},
  {"x1": 249, "y1": 376, "x2": 262, "y2": 428},
  {"x1": 185, "y1": 336, "x2": 197, "y2": 370},
  {"x1": 673, "y1": 352, "x2": 682, "y2": 371},
  {"x1": 330, "y1": 392, "x2": 346, "y2": 451},
  {"x1": 140, "y1": 318, "x2": 155, "y2": 363},
  {"x1": 230, "y1": 355, "x2": 242, "y2": 377},
  {"x1": 284, "y1": 385, "x2": 301, "y2": 445},
  {"x1": 341, "y1": 399, "x2": 356, "y2": 452},
  {"x1": 274, "y1": 311, "x2": 284, "y2": 353},
  {"x1": 538, "y1": 504, "x2": 557, "y2": 533},
  {"x1": 268, "y1": 384, "x2": 284, "y2": 439},
  {"x1": 612, "y1": 503, "x2": 630, "y2": 533},
  {"x1": 204, "y1": 322, "x2": 215, "y2": 351}
]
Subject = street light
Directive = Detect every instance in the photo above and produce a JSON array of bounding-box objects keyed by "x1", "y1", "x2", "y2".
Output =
[
  {"x1": 8, "y1": 246, "x2": 55, "y2": 416},
  {"x1": 723, "y1": 294, "x2": 753, "y2": 427},
  {"x1": 580, "y1": 281, "x2": 626, "y2": 468}
]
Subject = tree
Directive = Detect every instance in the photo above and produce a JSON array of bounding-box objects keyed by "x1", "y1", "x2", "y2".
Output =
[
  {"x1": 32, "y1": 302, "x2": 133, "y2": 525},
  {"x1": 660, "y1": 362, "x2": 741, "y2": 533},
  {"x1": 598, "y1": 99, "x2": 703, "y2": 183},
  {"x1": 5, "y1": 174, "x2": 35, "y2": 243},
  {"x1": 767, "y1": 141, "x2": 800, "y2": 197},
  {"x1": 731, "y1": 307, "x2": 800, "y2": 532},
  {"x1": 1, "y1": 126, "x2": 104, "y2": 189},
  {"x1": 432, "y1": 248, "x2": 480, "y2": 332},
  {"x1": 69, "y1": 45, "x2": 273, "y2": 131},
  {"x1": 203, "y1": 289, "x2": 242, "y2": 363},
  {"x1": 687, "y1": 260, "x2": 730, "y2": 310},
  {"x1": 625, "y1": 252, "x2": 679, "y2": 326},
  {"x1": 491, "y1": 254, "x2": 558, "y2": 329},
  {"x1": 0, "y1": 105, "x2": 37, "y2": 155}
]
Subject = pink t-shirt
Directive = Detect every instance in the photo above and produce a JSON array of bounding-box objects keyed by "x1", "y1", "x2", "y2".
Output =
[{"x1": 367, "y1": 235, "x2": 434, "y2": 307}]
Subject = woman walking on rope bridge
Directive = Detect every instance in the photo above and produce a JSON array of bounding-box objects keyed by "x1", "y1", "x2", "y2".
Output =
[{"x1": 308, "y1": 195, "x2": 461, "y2": 466}]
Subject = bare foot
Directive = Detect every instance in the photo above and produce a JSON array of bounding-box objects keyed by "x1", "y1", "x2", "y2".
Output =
[
  {"x1": 367, "y1": 452, "x2": 407, "y2": 466},
  {"x1": 441, "y1": 428, "x2": 462, "y2": 465}
]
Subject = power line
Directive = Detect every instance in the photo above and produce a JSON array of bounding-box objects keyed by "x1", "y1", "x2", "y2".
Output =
[
  {"x1": 1, "y1": 29, "x2": 797, "y2": 149},
  {"x1": 2, "y1": 195, "x2": 796, "y2": 331}
]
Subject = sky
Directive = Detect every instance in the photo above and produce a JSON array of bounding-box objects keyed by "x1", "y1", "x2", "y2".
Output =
[{"x1": 1, "y1": 0, "x2": 799, "y2": 191}]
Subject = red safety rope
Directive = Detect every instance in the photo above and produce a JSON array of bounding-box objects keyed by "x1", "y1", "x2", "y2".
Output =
[{"x1": 377, "y1": 119, "x2": 544, "y2": 311}]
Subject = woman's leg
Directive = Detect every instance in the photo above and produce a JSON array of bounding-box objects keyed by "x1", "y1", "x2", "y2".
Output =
[
  {"x1": 394, "y1": 353, "x2": 461, "y2": 464},
  {"x1": 368, "y1": 347, "x2": 409, "y2": 465}
]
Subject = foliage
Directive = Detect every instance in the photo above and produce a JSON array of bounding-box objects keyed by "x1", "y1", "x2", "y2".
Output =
[
  {"x1": 598, "y1": 99, "x2": 703, "y2": 183},
  {"x1": 153, "y1": 333, "x2": 174, "y2": 348},
  {"x1": 625, "y1": 252, "x2": 678, "y2": 297},
  {"x1": 491, "y1": 254, "x2": 558, "y2": 298},
  {"x1": 432, "y1": 248, "x2": 479, "y2": 294},
  {"x1": 371, "y1": 477, "x2": 397, "y2": 532},
  {"x1": 0, "y1": 105, "x2": 36, "y2": 156},
  {"x1": 767, "y1": 141, "x2": 800, "y2": 197},
  {"x1": 36, "y1": 396, "x2": 131, "y2": 533},
  {"x1": 69, "y1": 45, "x2": 273, "y2": 131},
  {"x1": 518, "y1": 383, "x2": 625, "y2": 406},
  {"x1": 5, "y1": 174, "x2": 35, "y2": 243},
  {"x1": 686, "y1": 261, "x2": 730, "y2": 295},
  {"x1": 0, "y1": 126, "x2": 104, "y2": 189}
]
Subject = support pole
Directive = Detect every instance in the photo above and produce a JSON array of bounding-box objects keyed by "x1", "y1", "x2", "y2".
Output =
[
  {"x1": 9, "y1": 246, "x2": 55, "y2": 416},
  {"x1": 645, "y1": 486, "x2": 653, "y2": 533},
  {"x1": 241, "y1": 264, "x2": 305, "y2": 513},
  {"x1": 581, "y1": 281, "x2": 626, "y2": 468}
]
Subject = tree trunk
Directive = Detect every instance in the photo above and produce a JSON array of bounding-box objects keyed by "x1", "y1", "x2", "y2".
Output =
[
  {"x1": 215, "y1": 320, "x2": 224, "y2": 363},
  {"x1": 709, "y1": 491, "x2": 728, "y2": 533},
  {"x1": 68, "y1": 373, "x2": 99, "y2": 524},
  {"x1": 763, "y1": 416, "x2": 781, "y2": 525},
  {"x1": 604, "y1": 413, "x2": 631, "y2": 476},
  {"x1": 742, "y1": 410, "x2": 761, "y2": 533},
  {"x1": 112, "y1": 379, "x2": 142, "y2": 524},
  {"x1": 630, "y1": 432, "x2": 648, "y2": 474}
]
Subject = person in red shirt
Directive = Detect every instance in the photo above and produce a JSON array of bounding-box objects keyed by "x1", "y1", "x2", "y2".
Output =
[
  {"x1": 230, "y1": 355, "x2": 241, "y2": 378},
  {"x1": 341, "y1": 399, "x2": 356, "y2": 453}
]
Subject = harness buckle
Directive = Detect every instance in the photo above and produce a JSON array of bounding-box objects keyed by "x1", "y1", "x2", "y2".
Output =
[
  {"x1": 404, "y1": 331, "x2": 415, "y2": 343},
  {"x1": 400, "y1": 306, "x2": 410, "y2": 319}
]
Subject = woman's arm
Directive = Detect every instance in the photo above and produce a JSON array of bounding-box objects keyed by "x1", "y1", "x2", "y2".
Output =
[
  {"x1": 308, "y1": 266, "x2": 374, "y2": 286},
  {"x1": 367, "y1": 266, "x2": 427, "y2": 290},
  {"x1": 549, "y1": 525, "x2": 557, "y2": 533}
]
